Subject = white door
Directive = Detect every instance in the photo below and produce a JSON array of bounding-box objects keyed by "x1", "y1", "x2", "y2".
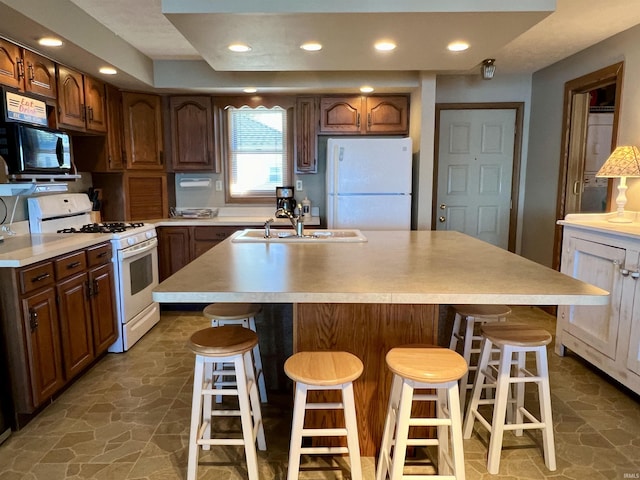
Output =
[{"x1": 436, "y1": 109, "x2": 515, "y2": 249}]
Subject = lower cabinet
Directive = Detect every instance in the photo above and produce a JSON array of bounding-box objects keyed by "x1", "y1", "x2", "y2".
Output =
[
  {"x1": 157, "y1": 226, "x2": 240, "y2": 281},
  {"x1": 0, "y1": 242, "x2": 117, "y2": 423},
  {"x1": 557, "y1": 223, "x2": 640, "y2": 394}
]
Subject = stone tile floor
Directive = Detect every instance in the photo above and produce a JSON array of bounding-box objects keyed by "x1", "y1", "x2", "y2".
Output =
[{"x1": 0, "y1": 306, "x2": 639, "y2": 479}]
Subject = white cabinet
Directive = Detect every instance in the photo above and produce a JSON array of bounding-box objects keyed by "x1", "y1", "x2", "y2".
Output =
[{"x1": 557, "y1": 215, "x2": 640, "y2": 394}]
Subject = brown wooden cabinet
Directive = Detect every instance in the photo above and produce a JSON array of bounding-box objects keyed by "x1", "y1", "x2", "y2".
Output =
[
  {"x1": 319, "y1": 95, "x2": 409, "y2": 135},
  {"x1": 105, "y1": 84, "x2": 126, "y2": 171},
  {"x1": 157, "y1": 226, "x2": 240, "y2": 281},
  {"x1": 0, "y1": 243, "x2": 117, "y2": 423},
  {"x1": 295, "y1": 96, "x2": 319, "y2": 173},
  {"x1": 56, "y1": 65, "x2": 106, "y2": 132},
  {"x1": 122, "y1": 91, "x2": 164, "y2": 170},
  {"x1": 169, "y1": 96, "x2": 217, "y2": 172},
  {"x1": 0, "y1": 39, "x2": 56, "y2": 99}
]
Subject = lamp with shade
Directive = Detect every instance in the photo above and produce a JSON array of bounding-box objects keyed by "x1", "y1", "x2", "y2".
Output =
[{"x1": 595, "y1": 145, "x2": 640, "y2": 223}]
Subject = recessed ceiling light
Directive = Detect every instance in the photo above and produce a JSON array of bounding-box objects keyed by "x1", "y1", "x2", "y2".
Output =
[
  {"x1": 38, "y1": 37, "x2": 63, "y2": 47},
  {"x1": 228, "y1": 43, "x2": 252, "y2": 53},
  {"x1": 374, "y1": 41, "x2": 396, "y2": 52},
  {"x1": 447, "y1": 41, "x2": 469, "y2": 52},
  {"x1": 243, "y1": 87, "x2": 257, "y2": 93},
  {"x1": 99, "y1": 67, "x2": 117, "y2": 75},
  {"x1": 300, "y1": 42, "x2": 322, "y2": 52},
  {"x1": 360, "y1": 86, "x2": 374, "y2": 93}
]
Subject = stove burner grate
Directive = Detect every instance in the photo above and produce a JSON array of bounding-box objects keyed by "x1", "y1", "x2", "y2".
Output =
[{"x1": 57, "y1": 222, "x2": 146, "y2": 234}]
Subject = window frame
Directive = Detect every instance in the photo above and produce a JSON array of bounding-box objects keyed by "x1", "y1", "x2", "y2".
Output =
[{"x1": 214, "y1": 96, "x2": 295, "y2": 204}]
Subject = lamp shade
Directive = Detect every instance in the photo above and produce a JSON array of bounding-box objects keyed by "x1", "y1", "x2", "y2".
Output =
[{"x1": 596, "y1": 145, "x2": 640, "y2": 178}]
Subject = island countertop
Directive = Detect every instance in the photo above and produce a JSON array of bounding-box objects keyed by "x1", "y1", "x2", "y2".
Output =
[{"x1": 152, "y1": 230, "x2": 608, "y2": 305}]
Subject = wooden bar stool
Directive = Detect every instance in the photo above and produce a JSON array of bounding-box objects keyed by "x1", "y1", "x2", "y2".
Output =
[
  {"x1": 187, "y1": 325, "x2": 266, "y2": 480},
  {"x1": 463, "y1": 323, "x2": 556, "y2": 475},
  {"x1": 449, "y1": 304, "x2": 511, "y2": 414},
  {"x1": 203, "y1": 303, "x2": 268, "y2": 403},
  {"x1": 284, "y1": 351, "x2": 363, "y2": 480},
  {"x1": 377, "y1": 345, "x2": 468, "y2": 480}
]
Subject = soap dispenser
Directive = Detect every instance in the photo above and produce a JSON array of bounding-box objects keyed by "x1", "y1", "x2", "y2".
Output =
[{"x1": 302, "y1": 197, "x2": 312, "y2": 220}]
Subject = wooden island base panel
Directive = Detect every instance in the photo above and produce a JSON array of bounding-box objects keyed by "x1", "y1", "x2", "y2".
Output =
[{"x1": 294, "y1": 303, "x2": 438, "y2": 456}]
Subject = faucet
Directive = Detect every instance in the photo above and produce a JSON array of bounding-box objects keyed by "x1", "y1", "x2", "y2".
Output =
[
  {"x1": 264, "y1": 218, "x2": 274, "y2": 238},
  {"x1": 275, "y1": 206, "x2": 304, "y2": 236}
]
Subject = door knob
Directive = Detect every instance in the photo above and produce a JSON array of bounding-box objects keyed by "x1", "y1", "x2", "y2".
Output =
[
  {"x1": 440, "y1": 204, "x2": 446, "y2": 210},
  {"x1": 439, "y1": 216, "x2": 446, "y2": 223}
]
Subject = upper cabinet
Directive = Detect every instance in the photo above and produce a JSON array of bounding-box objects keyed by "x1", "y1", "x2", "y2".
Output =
[
  {"x1": 0, "y1": 39, "x2": 56, "y2": 100},
  {"x1": 319, "y1": 95, "x2": 409, "y2": 135},
  {"x1": 169, "y1": 96, "x2": 217, "y2": 172},
  {"x1": 105, "y1": 84, "x2": 125, "y2": 171},
  {"x1": 122, "y1": 92, "x2": 164, "y2": 170},
  {"x1": 57, "y1": 65, "x2": 107, "y2": 133},
  {"x1": 295, "y1": 96, "x2": 319, "y2": 174}
]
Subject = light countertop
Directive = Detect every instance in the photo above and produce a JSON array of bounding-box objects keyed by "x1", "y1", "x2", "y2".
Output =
[
  {"x1": 149, "y1": 216, "x2": 320, "y2": 227},
  {"x1": 558, "y1": 211, "x2": 640, "y2": 240},
  {"x1": 0, "y1": 233, "x2": 111, "y2": 267},
  {"x1": 153, "y1": 230, "x2": 609, "y2": 305}
]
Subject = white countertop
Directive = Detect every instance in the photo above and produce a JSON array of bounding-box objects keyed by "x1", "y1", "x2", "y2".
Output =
[
  {"x1": 558, "y1": 211, "x2": 640, "y2": 240},
  {"x1": 153, "y1": 230, "x2": 609, "y2": 305},
  {"x1": 150, "y1": 206, "x2": 321, "y2": 227},
  {"x1": 0, "y1": 233, "x2": 111, "y2": 267}
]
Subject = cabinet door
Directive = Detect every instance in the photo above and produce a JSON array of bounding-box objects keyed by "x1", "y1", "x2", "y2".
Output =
[
  {"x1": 295, "y1": 96, "x2": 319, "y2": 173},
  {"x1": 57, "y1": 65, "x2": 86, "y2": 130},
  {"x1": 319, "y1": 96, "x2": 363, "y2": 133},
  {"x1": 21, "y1": 288, "x2": 64, "y2": 407},
  {"x1": 105, "y1": 84, "x2": 125, "y2": 170},
  {"x1": 169, "y1": 96, "x2": 216, "y2": 171},
  {"x1": 561, "y1": 237, "x2": 625, "y2": 359},
  {"x1": 57, "y1": 273, "x2": 94, "y2": 379},
  {"x1": 124, "y1": 172, "x2": 168, "y2": 220},
  {"x1": 23, "y1": 50, "x2": 56, "y2": 99},
  {"x1": 89, "y1": 263, "x2": 118, "y2": 354},
  {"x1": 365, "y1": 96, "x2": 408, "y2": 134},
  {"x1": 122, "y1": 92, "x2": 164, "y2": 170},
  {"x1": 157, "y1": 227, "x2": 193, "y2": 281},
  {"x1": 192, "y1": 226, "x2": 239, "y2": 258},
  {"x1": 84, "y1": 76, "x2": 107, "y2": 133},
  {"x1": 0, "y1": 39, "x2": 22, "y2": 90},
  {"x1": 625, "y1": 252, "x2": 640, "y2": 376}
]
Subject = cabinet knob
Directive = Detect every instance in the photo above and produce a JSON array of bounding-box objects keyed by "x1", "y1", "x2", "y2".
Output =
[
  {"x1": 621, "y1": 268, "x2": 630, "y2": 277},
  {"x1": 631, "y1": 271, "x2": 640, "y2": 280}
]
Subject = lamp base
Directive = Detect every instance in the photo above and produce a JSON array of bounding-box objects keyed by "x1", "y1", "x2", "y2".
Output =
[{"x1": 608, "y1": 215, "x2": 632, "y2": 224}]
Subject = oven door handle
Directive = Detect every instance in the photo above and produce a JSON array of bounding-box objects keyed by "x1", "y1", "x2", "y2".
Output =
[{"x1": 118, "y1": 238, "x2": 158, "y2": 260}]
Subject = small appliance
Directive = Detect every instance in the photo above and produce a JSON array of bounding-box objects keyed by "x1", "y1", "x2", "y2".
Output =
[{"x1": 275, "y1": 186, "x2": 296, "y2": 217}]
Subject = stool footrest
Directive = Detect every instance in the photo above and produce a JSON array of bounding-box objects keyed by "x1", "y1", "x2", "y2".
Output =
[
  {"x1": 301, "y1": 427, "x2": 348, "y2": 437},
  {"x1": 409, "y1": 418, "x2": 452, "y2": 427},
  {"x1": 304, "y1": 402, "x2": 344, "y2": 410},
  {"x1": 300, "y1": 446, "x2": 350, "y2": 455},
  {"x1": 406, "y1": 438, "x2": 441, "y2": 447},
  {"x1": 198, "y1": 438, "x2": 245, "y2": 446}
]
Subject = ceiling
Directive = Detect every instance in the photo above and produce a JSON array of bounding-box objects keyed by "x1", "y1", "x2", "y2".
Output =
[{"x1": 2, "y1": 0, "x2": 640, "y2": 93}]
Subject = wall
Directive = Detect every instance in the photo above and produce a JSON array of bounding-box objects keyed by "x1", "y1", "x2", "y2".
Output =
[
  {"x1": 522, "y1": 23, "x2": 640, "y2": 267},
  {"x1": 435, "y1": 74, "x2": 532, "y2": 251}
]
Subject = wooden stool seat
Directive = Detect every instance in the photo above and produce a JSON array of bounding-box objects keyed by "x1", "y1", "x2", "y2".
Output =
[
  {"x1": 463, "y1": 323, "x2": 556, "y2": 474},
  {"x1": 481, "y1": 323, "x2": 552, "y2": 347},
  {"x1": 285, "y1": 351, "x2": 363, "y2": 480},
  {"x1": 449, "y1": 304, "x2": 511, "y2": 415},
  {"x1": 386, "y1": 345, "x2": 468, "y2": 383},
  {"x1": 203, "y1": 303, "x2": 262, "y2": 321},
  {"x1": 284, "y1": 351, "x2": 364, "y2": 386},
  {"x1": 203, "y1": 303, "x2": 267, "y2": 403},
  {"x1": 377, "y1": 346, "x2": 467, "y2": 480},
  {"x1": 187, "y1": 325, "x2": 266, "y2": 480},
  {"x1": 188, "y1": 326, "x2": 257, "y2": 356}
]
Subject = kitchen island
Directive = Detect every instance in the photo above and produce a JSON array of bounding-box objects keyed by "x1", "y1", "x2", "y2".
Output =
[{"x1": 153, "y1": 230, "x2": 608, "y2": 455}]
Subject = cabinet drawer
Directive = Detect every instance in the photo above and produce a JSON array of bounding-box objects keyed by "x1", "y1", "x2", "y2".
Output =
[
  {"x1": 19, "y1": 262, "x2": 55, "y2": 294},
  {"x1": 86, "y1": 243, "x2": 112, "y2": 267},
  {"x1": 193, "y1": 226, "x2": 240, "y2": 241},
  {"x1": 54, "y1": 251, "x2": 88, "y2": 280}
]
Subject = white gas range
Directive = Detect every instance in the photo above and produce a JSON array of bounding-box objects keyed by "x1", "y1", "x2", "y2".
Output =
[{"x1": 27, "y1": 193, "x2": 160, "y2": 352}]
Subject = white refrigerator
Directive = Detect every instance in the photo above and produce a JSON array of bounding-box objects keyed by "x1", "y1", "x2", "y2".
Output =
[{"x1": 326, "y1": 137, "x2": 412, "y2": 229}]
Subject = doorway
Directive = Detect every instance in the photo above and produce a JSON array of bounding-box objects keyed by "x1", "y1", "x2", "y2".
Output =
[
  {"x1": 552, "y1": 62, "x2": 623, "y2": 270},
  {"x1": 433, "y1": 103, "x2": 524, "y2": 252}
]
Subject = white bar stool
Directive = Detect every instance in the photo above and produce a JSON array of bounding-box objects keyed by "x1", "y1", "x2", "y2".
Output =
[
  {"x1": 377, "y1": 345, "x2": 468, "y2": 480},
  {"x1": 463, "y1": 323, "x2": 556, "y2": 475},
  {"x1": 203, "y1": 303, "x2": 268, "y2": 403},
  {"x1": 284, "y1": 351, "x2": 363, "y2": 480},
  {"x1": 449, "y1": 304, "x2": 511, "y2": 414},
  {"x1": 187, "y1": 325, "x2": 266, "y2": 480}
]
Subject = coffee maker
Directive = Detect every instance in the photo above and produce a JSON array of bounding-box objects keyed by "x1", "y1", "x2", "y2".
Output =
[{"x1": 275, "y1": 186, "x2": 296, "y2": 217}]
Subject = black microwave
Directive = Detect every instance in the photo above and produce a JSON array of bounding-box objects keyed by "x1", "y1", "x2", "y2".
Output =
[{"x1": 0, "y1": 123, "x2": 73, "y2": 179}]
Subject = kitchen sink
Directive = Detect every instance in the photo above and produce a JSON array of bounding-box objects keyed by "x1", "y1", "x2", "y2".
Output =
[{"x1": 232, "y1": 229, "x2": 368, "y2": 243}]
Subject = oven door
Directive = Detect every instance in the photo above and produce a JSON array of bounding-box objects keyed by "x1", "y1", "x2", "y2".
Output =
[{"x1": 117, "y1": 237, "x2": 159, "y2": 322}]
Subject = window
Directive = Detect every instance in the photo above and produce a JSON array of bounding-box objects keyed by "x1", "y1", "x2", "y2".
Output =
[{"x1": 225, "y1": 105, "x2": 292, "y2": 202}]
